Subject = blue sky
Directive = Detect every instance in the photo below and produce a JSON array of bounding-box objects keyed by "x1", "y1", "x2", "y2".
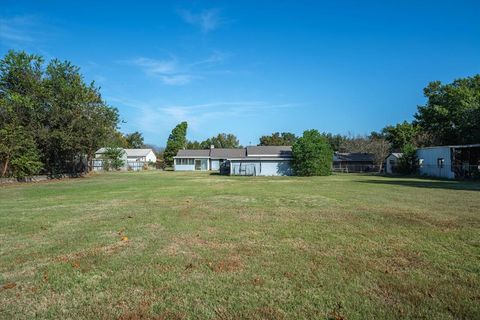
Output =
[{"x1": 1, "y1": 1, "x2": 479, "y2": 147}]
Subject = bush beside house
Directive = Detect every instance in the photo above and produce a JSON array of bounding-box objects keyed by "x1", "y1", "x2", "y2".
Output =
[{"x1": 292, "y1": 129, "x2": 333, "y2": 176}]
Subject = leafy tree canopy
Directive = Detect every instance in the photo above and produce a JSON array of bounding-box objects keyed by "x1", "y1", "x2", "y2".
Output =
[
  {"x1": 164, "y1": 122, "x2": 188, "y2": 167},
  {"x1": 292, "y1": 129, "x2": 333, "y2": 176},
  {"x1": 187, "y1": 133, "x2": 242, "y2": 149},
  {"x1": 415, "y1": 75, "x2": 480, "y2": 145},
  {"x1": 382, "y1": 121, "x2": 421, "y2": 151},
  {"x1": 124, "y1": 131, "x2": 145, "y2": 148},
  {"x1": 101, "y1": 147, "x2": 125, "y2": 171},
  {"x1": 259, "y1": 132, "x2": 297, "y2": 146},
  {"x1": 203, "y1": 133, "x2": 241, "y2": 148},
  {"x1": 396, "y1": 143, "x2": 419, "y2": 174},
  {"x1": 0, "y1": 50, "x2": 119, "y2": 177},
  {"x1": 321, "y1": 132, "x2": 347, "y2": 152}
]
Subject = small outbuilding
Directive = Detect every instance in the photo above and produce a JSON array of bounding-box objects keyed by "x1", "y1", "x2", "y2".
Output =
[{"x1": 384, "y1": 153, "x2": 403, "y2": 174}]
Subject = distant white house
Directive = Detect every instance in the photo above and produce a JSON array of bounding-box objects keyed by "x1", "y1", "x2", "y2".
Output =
[
  {"x1": 384, "y1": 153, "x2": 403, "y2": 174},
  {"x1": 93, "y1": 148, "x2": 156, "y2": 171}
]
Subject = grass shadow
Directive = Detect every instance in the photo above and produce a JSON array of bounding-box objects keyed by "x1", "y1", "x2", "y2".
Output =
[{"x1": 357, "y1": 178, "x2": 480, "y2": 192}]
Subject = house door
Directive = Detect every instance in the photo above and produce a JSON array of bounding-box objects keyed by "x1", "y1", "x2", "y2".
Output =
[{"x1": 195, "y1": 159, "x2": 202, "y2": 170}]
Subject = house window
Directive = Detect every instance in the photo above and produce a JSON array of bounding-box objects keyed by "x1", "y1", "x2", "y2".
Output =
[
  {"x1": 176, "y1": 158, "x2": 195, "y2": 165},
  {"x1": 389, "y1": 160, "x2": 395, "y2": 165},
  {"x1": 419, "y1": 159, "x2": 424, "y2": 168},
  {"x1": 437, "y1": 158, "x2": 444, "y2": 168}
]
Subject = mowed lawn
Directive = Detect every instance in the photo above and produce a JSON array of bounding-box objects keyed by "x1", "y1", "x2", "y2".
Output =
[{"x1": 0, "y1": 172, "x2": 479, "y2": 319}]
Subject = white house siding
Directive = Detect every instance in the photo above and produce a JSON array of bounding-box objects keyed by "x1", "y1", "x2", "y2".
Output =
[
  {"x1": 416, "y1": 147, "x2": 454, "y2": 179},
  {"x1": 145, "y1": 151, "x2": 157, "y2": 163},
  {"x1": 230, "y1": 160, "x2": 292, "y2": 176},
  {"x1": 210, "y1": 159, "x2": 221, "y2": 170},
  {"x1": 174, "y1": 158, "x2": 209, "y2": 171},
  {"x1": 174, "y1": 164, "x2": 196, "y2": 171}
]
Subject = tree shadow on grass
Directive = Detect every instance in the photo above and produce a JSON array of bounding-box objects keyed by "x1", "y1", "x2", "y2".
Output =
[{"x1": 357, "y1": 178, "x2": 480, "y2": 192}]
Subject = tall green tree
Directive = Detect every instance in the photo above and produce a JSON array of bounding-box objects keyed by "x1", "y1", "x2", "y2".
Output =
[
  {"x1": 41, "y1": 59, "x2": 119, "y2": 174},
  {"x1": 0, "y1": 51, "x2": 44, "y2": 177},
  {"x1": 164, "y1": 122, "x2": 188, "y2": 167},
  {"x1": 292, "y1": 129, "x2": 333, "y2": 176},
  {"x1": 125, "y1": 131, "x2": 145, "y2": 148},
  {"x1": 203, "y1": 133, "x2": 241, "y2": 148},
  {"x1": 415, "y1": 75, "x2": 480, "y2": 145},
  {"x1": 382, "y1": 121, "x2": 420, "y2": 151},
  {"x1": 259, "y1": 132, "x2": 297, "y2": 146},
  {"x1": 321, "y1": 132, "x2": 346, "y2": 151},
  {"x1": 186, "y1": 140, "x2": 203, "y2": 149},
  {"x1": 0, "y1": 124, "x2": 42, "y2": 178},
  {"x1": 0, "y1": 50, "x2": 119, "y2": 177}
]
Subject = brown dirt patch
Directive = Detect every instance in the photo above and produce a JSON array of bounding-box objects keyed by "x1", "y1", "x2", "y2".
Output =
[
  {"x1": 2, "y1": 282, "x2": 17, "y2": 290},
  {"x1": 208, "y1": 256, "x2": 244, "y2": 273}
]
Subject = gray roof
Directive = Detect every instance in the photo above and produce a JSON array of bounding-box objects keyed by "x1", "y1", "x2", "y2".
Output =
[
  {"x1": 95, "y1": 147, "x2": 125, "y2": 154},
  {"x1": 176, "y1": 149, "x2": 210, "y2": 157},
  {"x1": 95, "y1": 148, "x2": 153, "y2": 157},
  {"x1": 246, "y1": 146, "x2": 292, "y2": 157},
  {"x1": 175, "y1": 146, "x2": 293, "y2": 159},
  {"x1": 124, "y1": 149, "x2": 154, "y2": 157},
  {"x1": 333, "y1": 153, "x2": 375, "y2": 162},
  {"x1": 210, "y1": 148, "x2": 246, "y2": 158}
]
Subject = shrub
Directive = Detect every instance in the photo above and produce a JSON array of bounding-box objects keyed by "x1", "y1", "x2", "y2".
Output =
[
  {"x1": 102, "y1": 147, "x2": 125, "y2": 171},
  {"x1": 292, "y1": 129, "x2": 333, "y2": 176},
  {"x1": 396, "y1": 143, "x2": 418, "y2": 174}
]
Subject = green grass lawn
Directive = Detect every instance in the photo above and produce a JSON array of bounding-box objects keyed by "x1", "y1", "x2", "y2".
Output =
[{"x1": 0, "y1": 171, "x2": 479, "y2": 319}]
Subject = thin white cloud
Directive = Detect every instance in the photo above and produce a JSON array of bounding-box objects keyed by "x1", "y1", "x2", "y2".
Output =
[
  {"x1": 189, "y1": 50, "x2": 229, "y2": 67},
  {"x1": 0, "y1": 15, "x2": 54, "y2": 48},
  {"x1": 160, "y1": 74, "x2": 196, "y2": 85},
  {"x1": 179, "y1": 8, "x2": 223, "y2": 33},
  {"x1": 108, "y1": 97, "x2": 299, "y2": 135},
  {"x1": 123, "y1": 56, "x2": 193, "y2": 85},
  {"x1": 131, "y1": 57, "x2": 177, "y2": 74},
  {"x1": 122, "y1": 51, "x2": 229, "y2": 86}
]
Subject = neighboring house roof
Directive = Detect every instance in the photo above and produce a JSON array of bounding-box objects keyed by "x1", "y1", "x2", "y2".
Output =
[
  {"x1": 124, "y1": 149, "x2": 153, "y2": 157},
  {"x1": 246, "y1": 146, "x2": 292, "y2": 157},
  {"x1": 383, "y1": 153, "x2": 403, "y2": 162},
  {"x1": 417, "y1": 144, "x2": 480, "y2": 150},
  {"x1": 210, "y1": 148, "x2": 246, "y2": 158},
  {"x1": 333, "y1": 152, "x2": 375, "y2": 162},
  {"x1": 95, "y1": 148, "x2": 154, "y2": 157},
  {"x1": 95, "y1": 147, "x2": 125, "y2": 154}
]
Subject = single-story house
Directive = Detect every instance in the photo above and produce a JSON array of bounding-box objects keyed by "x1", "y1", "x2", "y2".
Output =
[
  {"x1": 174, "y1": 146, "x2": 293, "y2": 176},
  {"x1": 93, "y1": 148, "x2": 156, "y2": 171},
  {"x1": 416, "y1": 144, "x2": 480, "y2": 179},
  {"x1": 384, "y1": 153, "x2": 403, "y2": 174},
  {"x1": 333, "y1": 152, "x2": 375, "y2": 172}
]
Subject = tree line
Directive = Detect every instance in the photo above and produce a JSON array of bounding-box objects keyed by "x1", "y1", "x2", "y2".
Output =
[{"x1": 0, "y1": 50, "x2": 150, "y2": 178}]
